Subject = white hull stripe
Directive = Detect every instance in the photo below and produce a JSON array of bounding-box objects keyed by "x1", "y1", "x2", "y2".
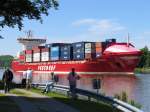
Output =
[{"x1": 16, "y1": 71, "x2": 134, "y2": 75}]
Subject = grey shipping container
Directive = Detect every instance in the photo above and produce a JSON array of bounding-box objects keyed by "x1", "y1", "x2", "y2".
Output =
[{"x1": 60, "y1": 45, "x2": 72, "y2": 60}]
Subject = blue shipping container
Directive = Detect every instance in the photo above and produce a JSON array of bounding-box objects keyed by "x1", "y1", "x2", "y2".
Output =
[
  {"x1": 73, "y1": 53, "x2": 84, "y2": 60},
  {"x1": 50, "y1": 46, "x2": 60, "y2": 60},
  {"x1": 72, "y1": 42, "x2": 85, "y2": 48}
]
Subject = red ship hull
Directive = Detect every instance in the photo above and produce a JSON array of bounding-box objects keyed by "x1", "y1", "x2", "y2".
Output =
[
  {"x1": 12, "y1": 54, "x2": 140, "y2": 75},
  {"x1": 11, "y1": 43, "x2": 141, "y2": 84}
]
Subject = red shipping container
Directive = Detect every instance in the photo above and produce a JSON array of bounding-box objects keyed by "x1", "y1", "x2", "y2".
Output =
[
  {"x1": 41, "y1": 48, "x2": 50, "y2": 52},
  {"x1": 33, "y1": 49, "x2": 41, "y2": 53},
  {"x1": 25, "y1": 50, "x2": 33, "y2": 54},
  {"x1": 32, "y1": 46, "x2": 45, "y2": 50},
  {"x1": 19, "y1": 55, "x2": 25, "y2": 61}
]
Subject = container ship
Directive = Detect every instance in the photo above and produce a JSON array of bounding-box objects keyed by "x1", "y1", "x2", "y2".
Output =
[{"x1": 11, "y1": 36, "x2": 141, "y2": 84}]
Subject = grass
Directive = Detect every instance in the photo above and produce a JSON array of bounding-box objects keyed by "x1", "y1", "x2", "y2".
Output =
[
  {"x1": 30, "y1": 88, "x2": 115, "y2": 112},
  {"x1": 10, "y1": 89, "x2": 30, "y2": 96},
  {"x1": 135, "y1": 67, "x2": 150, "y2": 74},
  {"x1": 114, "y1": 91, "x2": 142, "y2": 109},
  {"x1": 0, "y1": 93, "x2": 21, "y2": 112}
]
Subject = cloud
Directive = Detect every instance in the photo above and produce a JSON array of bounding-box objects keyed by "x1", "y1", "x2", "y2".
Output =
[
  {"x1": 71, "y1": 19, "x2": 126, "y2": 41},
  {"x1": 131, "y1": 31, "x2": 150, "y2": 49},
  {"x1": 72, "y1": 19, "x2": 97, "y2": 26}
]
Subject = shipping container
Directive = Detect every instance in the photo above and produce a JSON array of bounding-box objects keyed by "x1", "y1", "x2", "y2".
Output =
[
  {"x1": 73, "y1": 42, "x2": 94, "y2": 60},
  {"x1": 72, "y1": 42, "x2": 85, "y2": 48},
  {"x1": 46, "y1": 43, "x2": 64, "y2": 48},
  {"x1": 25, "y1": 50, "x2": 33, "y2": 54},
  {"x1": 50, "y1": 46, "x2": 60, "y2": 61},
  {"x1": 41, "y1": 48, "x2": 49, "y2": 52},
  {"x1": 33, "y1": 49, "x2": 41, "y2": 53},
  {"x1": 85, "y1": 53, "x2": 95, "y2": 59},
  {"x1": 60, "y1": 45, "x2": 72, "y2": 60},
  {"x1": 106, "y1": 38, "x2": 116, "y2": 43},
  {"x1": 26, "y1": 54, "x2": 32, "y2": 62},
  {"x1": 95, "y1": 47, "x2": 102, "y2": 52},
  {"x1": 19, "y1": 54, "x2": 25, "y2": 61},
  {"x1": 32, "y1": 46, "x2": 45, "y2": 50},
  {"x1": 95, "y1": 42, "x2": 103, "y2": 48},
  {"x1": 96, "y1": 52, "x2": 102, "y2": 58},
  {"x1": 33, "y1": 53, "x2": 40, "y2": 62},
  {"x1": 73, "y1": 53, "x2": 84, "y2": 60},
  {"x1": 41, "y1": 52, "x2": 49, "y2": 61},
  {"x1": 45, "y1": 44, "x2": 51, "y2": 48}
]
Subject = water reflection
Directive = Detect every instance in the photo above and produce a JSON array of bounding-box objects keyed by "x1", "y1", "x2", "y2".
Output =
[
  {"x1": 58, "y1": 75, "x2": 137, "y2": 99},
  {"x1": 13, "y1": 72, "x2": 137, "y2": 99}
]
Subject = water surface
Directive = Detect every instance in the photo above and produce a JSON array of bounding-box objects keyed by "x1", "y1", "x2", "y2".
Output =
[{"x1": 1, "y1": 69, "x2": 149, "y2": 111}]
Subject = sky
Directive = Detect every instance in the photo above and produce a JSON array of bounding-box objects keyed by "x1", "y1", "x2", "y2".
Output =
[{"x1": 0, "y1": 0, "x2": 150, "y2": 56}]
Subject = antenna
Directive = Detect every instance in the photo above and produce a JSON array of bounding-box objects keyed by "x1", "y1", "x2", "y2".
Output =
[
  {"x1": 24, "y1": 30, "x2": 33, "y2": 38},
  {"x1": 127, "y1": 33, "x2": 130, "y2": 47}
]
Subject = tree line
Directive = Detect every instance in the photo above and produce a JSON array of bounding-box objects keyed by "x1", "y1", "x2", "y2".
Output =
[
  {"x1": 0, "y1": 55, "x2": 14, "y2": 68},
  {"x1": 137, "y1": 46, "x2": 150, "y2": 68}
]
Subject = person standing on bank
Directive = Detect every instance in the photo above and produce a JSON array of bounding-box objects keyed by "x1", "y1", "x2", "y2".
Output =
[
  {"x1": 22, "y1": 70, "x2": 27, "y2": 88},
  {"x1": 67, "y1": 68, "x2": 80, "y2": 98},
  {"x1": 26, "y1": 68, "x2": 32, "y2": 89},
  {"x1": 2, "y1": 68, "x2": 13, "y2": 93}
]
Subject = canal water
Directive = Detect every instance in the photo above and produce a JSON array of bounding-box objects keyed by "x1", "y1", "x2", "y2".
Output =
[{"x1": 0, "y1": 69, "x2": 149, "y2": 111}]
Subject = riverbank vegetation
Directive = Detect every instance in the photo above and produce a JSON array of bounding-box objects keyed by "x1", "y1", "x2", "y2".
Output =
[
  {"x1": 0, "y1": 55, "x2": 14, "y2": 68},
  {"x1": 136, "y1": 46, "x2": 150, "y2": 74},
  {"x1": 114, "y1": 91, "x2": 142, "y2": 109}
]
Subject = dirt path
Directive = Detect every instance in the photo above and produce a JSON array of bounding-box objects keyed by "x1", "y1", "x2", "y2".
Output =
[{"x1": 0, "y1": 89, "x2": 79, "y2": 112}]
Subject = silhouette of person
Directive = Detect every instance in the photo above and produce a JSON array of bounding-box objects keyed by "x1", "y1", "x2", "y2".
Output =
[
  {"x1": 67, "y1": 68, "x2": 80, "y2": 98},
  {"x1": 2, "y1": 68, "x2": 13, "y2": 93}
]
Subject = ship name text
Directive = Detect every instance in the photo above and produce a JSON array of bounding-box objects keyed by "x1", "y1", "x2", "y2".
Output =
[{"x1": 38, "y1": 65, "x2": 56, "y2": 71}]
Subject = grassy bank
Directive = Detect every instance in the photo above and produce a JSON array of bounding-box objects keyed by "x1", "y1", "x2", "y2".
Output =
[
  {"x1": 11, "y1": 88, "x2": 117, "y2": 112},
  {"x1": 135, "y1": 68, "x2": 150, "y2": 74},
  {"x1": 27, "y1": 88, "x2": 116, "y2": 112},
  {"x1": 0, "y1": 94, "x2": 21, "y2": 112}
]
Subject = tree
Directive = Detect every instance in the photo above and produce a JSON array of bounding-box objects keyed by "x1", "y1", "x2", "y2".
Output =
[
  {"x1": 0, "y1": 55, "x2": 14, "y2": 68},
  {"x1": 0, "y1": 0, "x2": 59, "y2": 30},
  {"x1": 138, "y1": 46, "x2": 150, "y2": 68}
]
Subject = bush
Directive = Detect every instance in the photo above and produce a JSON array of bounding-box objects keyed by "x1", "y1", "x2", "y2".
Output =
[{"x1": 114, "y1": 91, "x2": 142, "y2": 109}]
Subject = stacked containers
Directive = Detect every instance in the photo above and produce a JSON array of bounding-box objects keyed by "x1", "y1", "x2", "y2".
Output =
[
  {"x1": 95, "y1": 42, "x2": 107, "y2": 58},
  {"x1": 72, "y1": 42, "x2": 85, "y2": 60},
  {"x1": 85, "y1": 42, "x2": 95, "y2": 59},
  {"x1": 50, "y1": 43, "x2": 63, "y2": 61},
  {"x1": 25, "y1": 50, "x2": 33, "y2": 62},
  {"x1": 19, "y1": 50, "x2": 25, "y2": 62},
  {"x1": 41, "y1": 47, "x2": 50, "y2": 61},
  {"x1": 60, "y1": 44, "x2": 72, "y2": 60},
  {"x1": 33, "y1": 46, "x2": 42, "y2": 62},
  {"x1": 95, "y1": 42, "x2": 103, "y2": 58}
]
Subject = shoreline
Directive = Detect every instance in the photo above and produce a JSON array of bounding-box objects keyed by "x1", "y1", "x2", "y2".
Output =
[{"x1": 134, "y1": 68, "x2": 150, "y2": 74}]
